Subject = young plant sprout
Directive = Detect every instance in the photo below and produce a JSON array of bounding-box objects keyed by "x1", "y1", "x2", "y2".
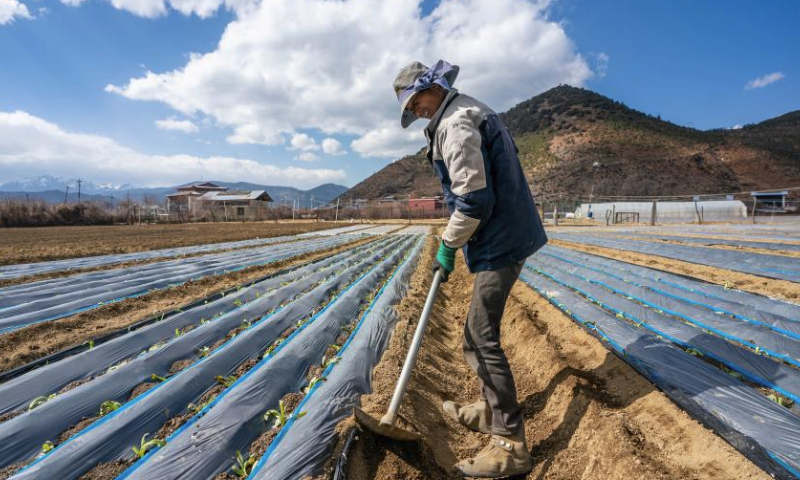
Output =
[
  {"x1": 99, "y1": 400, "x2": 122, "y2": 416},
  {"x1": 28, "y1": 394, "x2": 57, "y2": 411},
  {"x1": 321, "y1": 355, "x2": 340, "y2": 368},
  {"x1": 233, "y1": 299, "x2": 243, "y2": 307},
  {"x1": 328, "y1": 344, "x2": 342, "y2": 353},
  {"x1": 132, "y1": 433, "x2": 166, "y2": 459},
  {"x1": 264, "y1": 400, "x2": 292, "y2": 428},
  {"x1": 215, "y1": 375, "x2": 237, "y2": 388},
  {"x1": 174, "y1": 328, "x2": 183, "y2": 338},
  {"x1": 304, "y1": 376, "x2": 326, "y2": 394},
  {"x1": 84, "y1": 339, "x2": 95, "y2": 349},
  {"x1": 231, "y1": 450, "x2": 255, "y2": 478},
  {"x1": 150, "y1": 373, "x2": 167, "y2": 383},
  {"x1": 768, "y1": 393, "x2": 794, "y2": 408},
  {"x1": 198, "y1": 346, "x2": 211, "y2": 357}
]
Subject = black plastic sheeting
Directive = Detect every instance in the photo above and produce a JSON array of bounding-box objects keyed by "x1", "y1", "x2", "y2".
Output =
[
  {"x1": 602, "y1": 231, "x2": 800, "y2": 253},
  {"x1": 250, "y1": 236, "x2": 424, "y2": 479},
  {"x1": 525, "y1": 257, "x2": 800, "y2": 407},
  {"x1": 0, "y1": 236, "x2": 394, "y2": 416},
  {"x1": 115, "y1": 235, "x2": 419, "y2": 480},
  {"x1": 532, "y1": 254, "x2": 800, "y2": 368},
  {"x1": 546, "y1": 245, "x2": 800, "y2": 321},
  {"x1": 549, "y1": 232, "x2": 800, "y2": 282},
  {"x1": 0, "y1": 234, "x2": 302, "y2": 281},
  {"x1": 7, "y1": 237, "x2": 414, "y2": 479},
  {"x1": 0, "y1": 234, "x2": 360, "y2": 333},
  {"x1": 519, "y1": 269, "x2": 800, "y2": 479}
]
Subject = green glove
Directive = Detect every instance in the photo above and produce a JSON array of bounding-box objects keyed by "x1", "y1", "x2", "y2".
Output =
[{"x1": 434, "y1": 240, "x2": 456, "y2": 282}]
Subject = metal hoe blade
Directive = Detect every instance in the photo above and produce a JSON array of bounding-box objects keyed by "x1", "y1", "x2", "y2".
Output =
[{"x1": 353, "y1": 269, "x2": 443, "y2": 441}]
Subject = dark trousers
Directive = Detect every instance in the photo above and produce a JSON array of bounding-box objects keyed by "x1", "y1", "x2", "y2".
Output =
[{"x1": 462, "y1": 261, "x2": 524, "y2": 436}]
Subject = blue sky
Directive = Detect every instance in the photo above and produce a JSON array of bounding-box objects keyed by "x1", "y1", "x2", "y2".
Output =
[{"x1": 0, "y1": 0, "x2": 797, "y2": 189}]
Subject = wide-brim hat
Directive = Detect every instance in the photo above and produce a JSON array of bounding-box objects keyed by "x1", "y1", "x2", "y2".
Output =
[{"x1": 393, "y1": 61, "x2": 459, "y2": 128}]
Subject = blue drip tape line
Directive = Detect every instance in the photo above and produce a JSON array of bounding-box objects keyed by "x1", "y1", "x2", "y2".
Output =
[
  {"x1": 20, "y1": 238, "x2": 386, "y2": 476},
  {"x1": 248, "y1": 235, "x2": 423, "y2": 478},
  {"x1": 540, "y1": 251, "x2": 800, "y2": 340},
  {"x1": 115, "y1": 240, "x2": 395, "y2": 480},
  {"x1": 526, "y1": 263, "x2": 800, "y2": 406},
  {"x1": 527, "y1": 261, "x2": 800, "y2": 370},
  {"x1": 520, "y1": 269, "x2": 800, "y2": 479}
]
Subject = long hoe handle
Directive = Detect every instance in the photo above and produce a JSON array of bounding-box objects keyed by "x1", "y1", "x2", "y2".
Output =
[{"x1": 380, "y1": 269, "x2": 443, "y2": 427}]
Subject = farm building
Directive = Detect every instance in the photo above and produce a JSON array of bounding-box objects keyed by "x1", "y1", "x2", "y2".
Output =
[
  {"x1": 751, "y1": 190, "x2": 790, "y2": 213},
  {"x1": 408, "y1": 197, "x2": 443, "y2": 211},
  {"x1": 166, "y1": 182, "x2": 227, "y2": 216},
  {"x1": 575, "y1": 200, "x2": 748, "y2": 224},
  {"x1": 199, "y1": 190, "x2": 273, "y2": 221}
]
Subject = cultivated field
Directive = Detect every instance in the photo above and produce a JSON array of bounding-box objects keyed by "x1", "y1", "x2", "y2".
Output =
[{"x1": 1, "y1": 221, "x2": 799, "y2": 479}]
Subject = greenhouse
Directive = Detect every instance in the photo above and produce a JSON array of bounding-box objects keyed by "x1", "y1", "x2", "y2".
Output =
[{"x1": 575, "y1": 200, "x2": 748, "y2": 224}]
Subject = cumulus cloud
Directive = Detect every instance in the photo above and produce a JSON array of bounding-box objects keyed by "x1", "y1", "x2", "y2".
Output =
[
  {"x1": 322, "y1": 138, "x2": 346, "y2": 156},
  {"x1": 106, "y1": 0, "x2": 593, "y2": 158},
  {"x1": 0, "y1": 0, "x2": 32, "y2": 25},
  {"x1": 289, "y1": 133, "x2": 320, "y2": 152},
  {"x1": 0, "y1": 110, "x2": 345, "y2": 188},
  {"x1": 745, "y1": 72, "x2": 785, "y2": 90},
  {"x1": 59, "y1": 0, "x2": 254, "y2": 18},
  {"x1": 155, "y1": 117, "x2": 199, "y2": 133},
  {"x1": 295, "y1": 152, "x2": 319, "y2": 162}
]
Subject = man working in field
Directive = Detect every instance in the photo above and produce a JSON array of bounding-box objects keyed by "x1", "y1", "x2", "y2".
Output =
[{"x1": 393, "y1": 60, "x2": 547, "y2": 477}]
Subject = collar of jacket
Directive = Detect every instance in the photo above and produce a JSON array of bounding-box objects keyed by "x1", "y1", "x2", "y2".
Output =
[{"x1": 425, "y1": 88, "x2": 460, "y2": 138}]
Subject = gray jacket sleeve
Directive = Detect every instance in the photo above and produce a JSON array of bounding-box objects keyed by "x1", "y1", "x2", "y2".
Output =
[{"x1": 439, "y1": 121, "x2": 493, "y2": 249}]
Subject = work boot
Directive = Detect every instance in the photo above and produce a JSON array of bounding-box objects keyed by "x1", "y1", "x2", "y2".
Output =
[
  {"x1": 455, "y1": 433, "x2": 533, "y2": 478},
  {"x1": 443, "y1": 399, "x2": 492, "y2": 434}
]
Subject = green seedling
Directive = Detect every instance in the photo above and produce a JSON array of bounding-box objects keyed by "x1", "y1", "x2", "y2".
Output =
[
  {"x1": 341, "y1": 325, "x2": 354, "y2": 334},
  {"x1": 768, "y1": 393, "x2": 794, "y2": 408},
  {"x1": 241, "y1": 319, "x2": 252, "y2": 329},
  {"x1": 200, "y1": 317, "x2": 209, "y2": 325},
  {"x1": 231, "y1": 450, "x2": 255, "y2": 478},
  {"x1": 198, "y1": 346, "x2": 211, "y2": 358},
  {"x1": 720, "y1": 365, "x2": 744, "y2": 381},
  {"x1": 264, "y1": 400, "x2": 303, "y2": 429},
  {"x1": 132, "y1": 433, "x2": 166, "y2": 459},
  {"x1": 328, "y1": 344, "x2": 342, "y2": 353},
  {"x1": 150, "y1": 373, "x2": 167, "y2": 383},
  {"x1": 321, "y1": 355, "x2": 340, "y2": 368},
  {"x1": 215, "y1": 375, "x2": 237, "y2": 388},
  {"x1": 296, "y1": 319, "x2": 305, "y2": 328},
  {"x1": 41, "y1": 441, "x2": 54, "y2": 455},
  {"x1": 28, "y1": 394, "x2": 57, "y2": 411},
  {"x1": 174, "y1": 328, "x2": 183, "y2": 338},
  {"x1": 686, "y1": 348, "x2": 703, "y2": 357},
  {"x1": 723, "y1": 280, "x2": 734, "y2": 290},
  {"x1": 615, "y1": 312, "x2": 625, "y2": 319},
  {"x1": 99, "y1": 400, "x2": 122, "y2": 416},
  {"x1": 233, "y1": 299, "x2": 243, "y2": 307},
  {"x1": 84, "y1": 339, "x2": 95, "y2": 349},
  {"x1": 304, "y1": 376, "x2": 326, "y2": 394}
]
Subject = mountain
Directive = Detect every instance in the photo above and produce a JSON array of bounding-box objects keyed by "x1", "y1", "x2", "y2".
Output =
[
  {"x1": 339, "y1": 85, "x2": 800, "y2": 201},
  {"x1": 0, "y1": 178, "x2": 349, "y2": 205}
]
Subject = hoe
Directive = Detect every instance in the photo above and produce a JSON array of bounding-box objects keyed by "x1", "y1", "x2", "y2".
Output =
[{"x1": 354, "y1": 269, "x2": 443, "y2": 441}]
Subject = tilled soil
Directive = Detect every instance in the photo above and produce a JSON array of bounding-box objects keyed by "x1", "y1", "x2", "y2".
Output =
[
  {"x1": 0, "y1": 221, "x2": 339, "y2": 266},
  {"x1": 0, "y1": 236, "x2": 375, "y2": 374},
  {"x1": 551, "y1": 239, "x2": 800, "y2": 302},
  {"x1": 343, "y1": 249, "x2": 770, "y2": 480}
]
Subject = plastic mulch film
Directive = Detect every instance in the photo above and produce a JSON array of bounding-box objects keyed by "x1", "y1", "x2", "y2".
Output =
[
  {"x1": 531, "y1": 255, "x2": 800, "y2": 368},
  {"x1": 0, "y1": 234, "x2": 302, "y2": 282},
  {"x1": 519, "y1": 270, "x2": 800, "y2": 479},
  {"x1": 0, "y1": 236, "x2": 393, "y2": 416},
  {"x1": 525, "y1": 258, "x2": 800, "y2": 407},
  {"x1": 547, "y1": 245, "x2": 800, "y2": 321},
  {"x1": 549, "y1": 232, "x2": 800, "y2": 282},
  {"x1": 542, "y1": 247, "x2": 800, "y2": 335},
  {"x1": 2, "y1": 237, "x2": 405, "y2": 476},
  {"x1": 595, "y1": 231, "x2": 800, "y2": 254},
  {"x1": 299, "y1": 225, "x2": 377, "y2": 236},
  {"x1": 0, "y1": 235, "x2": 358, "y2": 333},
  {"x1": 113, "y1": 236, "x2": 419, "y2": 480},
  {"x1": 250, "y1": 236, "x2": 424, "y2": 479}
]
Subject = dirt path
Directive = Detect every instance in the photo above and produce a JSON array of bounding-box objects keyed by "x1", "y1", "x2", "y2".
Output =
[
  {"x1": 0, "y1": 236, "x2": 375, "y2": 374},
  {"x1": 343, "y1": 250, "x2": 770, "y2": 479},
  {"x1": 551, "y1": 239, "x2": 800, "y2": 303}
]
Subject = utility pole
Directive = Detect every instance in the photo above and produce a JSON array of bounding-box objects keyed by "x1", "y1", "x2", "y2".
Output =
[
  {"x1": 64, "y1": 185, "x2": 70, "y2": 204},
  {"x1": 334, "y1": 198, "x2": 340, "y2": 223},
  {"x1": 77, "y1": 178, "x2": 82, "y2": 204}
]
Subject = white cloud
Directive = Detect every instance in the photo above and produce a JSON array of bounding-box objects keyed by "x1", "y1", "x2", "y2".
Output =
[
  {"x1": 0, "y1": 0, "x2": 32, "y2": 25},
  {"x1": 295, "y1": 152, "x2": 319, "y2": 162},
  {"x1": 593, "y1": 52, "x2": 609, "y2": 80},
  {"x1": 0, "y1": 110, "x2": 345, "y2": 188},
  {"x1": 289, "y1": 133, "x2": 319, "y2": 152},
  {"x1": 322, "y1": 138, "x2": 346, "y2": 156},
  {"x1": 155, "y1": 117, "x2": 199, "y2": 133},
  {"x1": 106, "y1": 0, "x2": 593, "y2": 158},
  {"x1": 745, "y1": 72, "x2": 785, "y2": 90},
  {"x1": 59, "y1": 0, "x2": 254, "y2": 18}
]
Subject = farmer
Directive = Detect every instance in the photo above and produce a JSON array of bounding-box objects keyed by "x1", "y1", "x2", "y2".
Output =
[{"x1": 393, "y1": 60, "x2": 547, "y2": 478}]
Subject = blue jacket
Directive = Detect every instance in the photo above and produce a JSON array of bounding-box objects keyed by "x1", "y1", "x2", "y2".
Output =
[{"x1": 424, "y1": 90, "x2": 547, "y2": 272}]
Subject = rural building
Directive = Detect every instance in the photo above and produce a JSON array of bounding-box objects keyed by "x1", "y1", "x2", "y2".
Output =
[
  {"x1": 166, "y1": 182, "x2": 227, "y2": 216},
  {"x1": 199, "y1": 190, "x2": 273, "y2": 221},
  {"x1": 576, "y1": 200, "x2": 748, "y2": 224},
  {"x1": 751, "y1": 191, "x2": 789, "y2": 213},
  {"x1": 408, "y1": 197, "x2": 443, "y2": 211}
]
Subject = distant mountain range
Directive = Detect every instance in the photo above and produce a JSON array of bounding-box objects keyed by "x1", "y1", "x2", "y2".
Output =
[
  {"x1": 0, "y1": 176, "x2": 349, "y2": 206},
  {"x1": 339, "y1": 85, "x2": 800, "y2": 200}
]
